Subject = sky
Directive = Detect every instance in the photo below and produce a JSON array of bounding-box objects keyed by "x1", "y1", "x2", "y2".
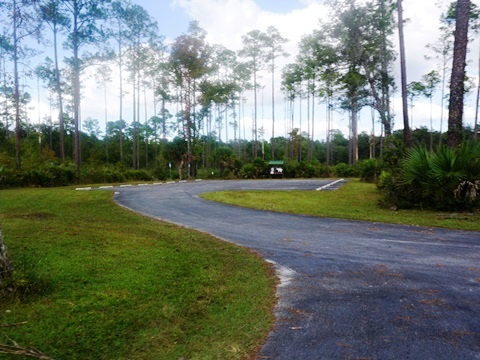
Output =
[{"x1": 30, "y1": 0, "x2": 480, "y2": 142}]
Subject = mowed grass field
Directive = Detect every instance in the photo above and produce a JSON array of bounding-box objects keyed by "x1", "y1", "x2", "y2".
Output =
[
  {"x1": 0, "y1": 188, "x2": 276, "y2": 359},
  {"x1": 201, "y1": 179, "x2": 480, "y2": 232},
  {"x1": 1, "y1": 179, "x2": 478, "y2": 359}
]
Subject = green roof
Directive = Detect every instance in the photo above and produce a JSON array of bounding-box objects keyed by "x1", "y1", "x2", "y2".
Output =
[{"x1": 268, "y1": 160, "x2": 284, "y2": 165}]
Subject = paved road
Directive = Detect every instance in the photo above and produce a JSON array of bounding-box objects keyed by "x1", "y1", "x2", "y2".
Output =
[{"x1": 113, "y1": 179, "x2": 480, "y2": 360}]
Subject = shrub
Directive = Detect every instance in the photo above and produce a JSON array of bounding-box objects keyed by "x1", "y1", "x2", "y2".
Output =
[
  {"x1": 283, "y1": 160, "x2": 329, "y2": 178},
  {"x1": 333, "y1": 163, "x2": 357, "y2": 177},
  {"x1": 124, "y1": 169, "x2": 153, "y2": 181},
  {"x1": 385, "y1": 142, "x2": 480, "y2": 210},
  {"x1": 240, "y1": 158, "x2": 268, "y2": 179},
  {"x1": 46, "y1": 163, "x2": 76, "y2": 185},
  {"x1": 358, "y1": 159, "x2": 384, "y2": 183},
  {"x1": 240, "y1": 164, "x2": 257, "y2": 178},
  {"x1": 377, "y1": 171, "x2": 416, "y2": 209},
  {"x1": 284, "y1": 161, "x2": 299, "y2": 178},
  {"x1": 22, "y1": 168, "x2": 56, "y2": 187},
  {"x1": 153, "y1": 166, "x2": 168, "y2": 181},
  {"x1": 314, "y1": 162, "x2": 331, "y2": 177},
  {"x1": 81, "y1": 166, "x2": 125, "y2": 184},
  {"x1": 297, "y1": 161, "x2": 317, "y2": 178},
  {"x1": 0, "y1": 166, "x2": 22, "y2": 188}
]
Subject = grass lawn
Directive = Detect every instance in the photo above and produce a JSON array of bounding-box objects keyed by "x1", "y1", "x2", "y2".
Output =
[
  {"x1": 0, "y1": 188, "x2": 276, "y2": 359},
  {"x1": 201, "y1": 179, "x2": 480, "y2": 232}
]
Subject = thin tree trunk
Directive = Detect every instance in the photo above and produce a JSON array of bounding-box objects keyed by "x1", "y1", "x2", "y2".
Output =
[
  {"x1": 118, "y1": 36, "x2": 124, "y2": 163},
  {"x1": 397, "y1": 0, "x2": 411, "y2": 148},
  {"x1": 311, "y1": 76, "x2": 315, "y2": 161},
  {"x1": 144, "y1": 83, "x2": 148, "y2": 168},
  {"x1": 364, "y1": 65, "x2": 392, "y2": 136},
  {"x1": 13, "y1": 0, "x2": 21, "y2": 170},
  {"x1": 162, "y1": 98, "x2": 166, "y2": 139},
  {"x1": 2, "y1": 51, "x2": 8, "y2": 140},
  {"x1": 439, "y1": 53, "x2": 448, "y2": 147},
  {"x1": 53, "y1": 23, "x2": 65, "y2": 161},
  {"x1": 474, "y1": 39, "x2": 480, "y2": 140},
  {"x1": 352, "y1": 108, "x2": 358, "y2": 165},
  {"x1": 132, "y1": 80, "x2": 137, "y2": 169},
  {"x1": 104, "y1": 83, "x2": 108, "y2": 163},
  {"x1": 371, "y1": 104, "x2": 376, "y2": 159},
  {"x1": 447, "y1": 0, "x2": 470, "y2": 148},
  {"x1": 253, "y1": 62, "x2": 258, "y2": 158},
  {"x1": 72, "y1": 1, "x2": 81, "y2": 176},
  {"x1": 225, "y1": 103, "x2": 228, "y2": 143},
  {"x1": 271, "y1": 57, "x2": 275, "y2": 159},
  {"x1": 136, "y1": 74, "x2": 140, "y2": 168}
]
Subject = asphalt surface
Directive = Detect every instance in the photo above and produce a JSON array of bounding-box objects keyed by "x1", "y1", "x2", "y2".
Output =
[{"x1": 113, "y1": 179, "x2": 480, "y2": 360}]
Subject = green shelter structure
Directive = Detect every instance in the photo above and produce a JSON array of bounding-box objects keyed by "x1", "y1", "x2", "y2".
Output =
[{"x1": 269, "y1": 160, "x2": 284, "y2": 178}]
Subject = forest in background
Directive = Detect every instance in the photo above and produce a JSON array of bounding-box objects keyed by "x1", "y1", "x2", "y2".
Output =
[{"x1": 0, "y1": 0, "x2": 478, "y2": 189}]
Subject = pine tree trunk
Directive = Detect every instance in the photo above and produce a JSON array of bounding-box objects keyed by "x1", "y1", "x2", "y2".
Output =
[
  {"x1": 397, "y1": 0, "x2": 411, "y2": 148},
  {"x1": 73, "y1": 3, "x2": 81, "y2": 177},
  {"x1": 447, "y1": 0, "x2": 471, "y2": 148},
  {"x1": 13, "y1": 0, "x2": 22, "y2": 170}
]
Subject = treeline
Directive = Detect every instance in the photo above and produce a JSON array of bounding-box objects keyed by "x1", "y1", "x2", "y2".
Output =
[
  {"x1": 0, "y1": 0, "x2": 479, "y2": 204},
  {"x1": 0, "y1": 113, "x2": 477, "y2": 188}
]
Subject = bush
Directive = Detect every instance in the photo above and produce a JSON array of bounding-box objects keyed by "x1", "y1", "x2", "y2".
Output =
[
  {"x1": 81, "y1": 166, "x2": 125, "y2": 184},
  {"x1": 283, "y1": 160, "x2": 329, "y2": 178},
  {"x1": 383, "y1": 142, "x2": 480, "y2": 210},
  {"x1": 284, "y1": 161, "x2": 299, "y2": 178},
  {"x1": 240, "y1": 164, "x2": 257, "y2": 178},
  {"x1": 46, "y1": 163, "x2": 76, "y2": 185},
  {"x1": 358, "y1": 159, "x2": 384, "y2": 183},
  {"x1": 153, "y1": 166, "x2": 168, "y2": 181},
  {"x1": 22, "y1": 168, "x2": 55, "y2": 187},
  {"x1": 333, "y1": 163, "x2": 357, "y2": 177},
  {"x1": 124, "y1": 169, "x2": 153, "y2": 181},
  {"x1": 0, "y1": 166, "x2": 22, "y2": 188},
  {"x1": 240, "y1": 158, "x2": 268, "y2": 179},
  {"x1": 377, "y1": 171, "x2": 415, "y2": 209},
  {"x1": 314, "y1": 162, "x2": 331, "y2": 177}
]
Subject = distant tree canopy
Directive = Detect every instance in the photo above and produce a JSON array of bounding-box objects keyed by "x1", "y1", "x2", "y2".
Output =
[{"x1": 0, "y1": 0, "x2": 477, "y2": 187}]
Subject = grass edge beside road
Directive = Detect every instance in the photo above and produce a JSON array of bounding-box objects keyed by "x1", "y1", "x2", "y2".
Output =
[
  {"x1": 0, "y1": 188, "x2": 277, "y2": 359},
  {"x1": 201, "y1": 179, "x2": 480, "y2": 232}
]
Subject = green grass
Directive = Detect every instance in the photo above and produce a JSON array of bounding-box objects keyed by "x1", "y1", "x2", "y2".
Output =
[
  {"x1": 201, "y1": 179, "x2": 480, "y2": 231},
  {"x1": 0, "y1": 188, "x2": 276, "y2": 359}
]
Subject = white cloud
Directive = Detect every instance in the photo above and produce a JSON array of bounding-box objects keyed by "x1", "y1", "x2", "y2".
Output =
[
  {"x1": 172, "y1": 0, "x2": 260, "y2": 49},
  {"x1": 169, "y1": 0, "x2": 332, "y2": 141},
  {"x1": 27, "y1": 0, "x2": 480, "y2": 142},
  {"x1": 171, "y1": 0, "x2": 328, "y2": 56}
]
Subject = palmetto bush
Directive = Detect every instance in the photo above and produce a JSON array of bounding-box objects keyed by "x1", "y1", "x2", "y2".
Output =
[{"x1": 388, "y1": 141, "x2": 480, "y2": 210}]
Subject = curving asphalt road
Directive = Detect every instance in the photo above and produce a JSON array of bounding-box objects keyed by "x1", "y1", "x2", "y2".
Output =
[{"x1": 113, "y1": 179, "x2": 480, "y2": 360}]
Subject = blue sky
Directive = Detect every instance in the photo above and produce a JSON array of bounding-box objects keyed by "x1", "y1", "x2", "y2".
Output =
[
  {"x1": 142, "y1": 0, "x2": 307, "y2": 39},
  {"x1": 138, "y1": 0, "x2": 319, "y2": 41},
  {"x1": 29, "y1": 0, "x2": 480, "y2": 141},
  {"x1": 138, "y1": 1, "x2": 190, "y2": 39}
]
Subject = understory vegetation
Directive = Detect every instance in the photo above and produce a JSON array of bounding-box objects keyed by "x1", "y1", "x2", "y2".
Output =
[
  {"x1": 3, "y1": 131, "x2": 479, "y2": 213},
  {"x1": 1, "y1": 125, "x2": 476, "y2": 188},
  {"x1": 379, "y1": 140, "x2": 480, "y2": 211}
]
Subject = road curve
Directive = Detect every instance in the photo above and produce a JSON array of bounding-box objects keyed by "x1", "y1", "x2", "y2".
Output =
[{"x1": 113, "y1": 179, "x2": 480, "y2": 360}]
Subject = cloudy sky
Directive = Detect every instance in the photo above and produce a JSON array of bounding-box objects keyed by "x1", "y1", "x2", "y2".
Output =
[{"x1": 34, "y1": 0, "x2": 480, "y2": 141}]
